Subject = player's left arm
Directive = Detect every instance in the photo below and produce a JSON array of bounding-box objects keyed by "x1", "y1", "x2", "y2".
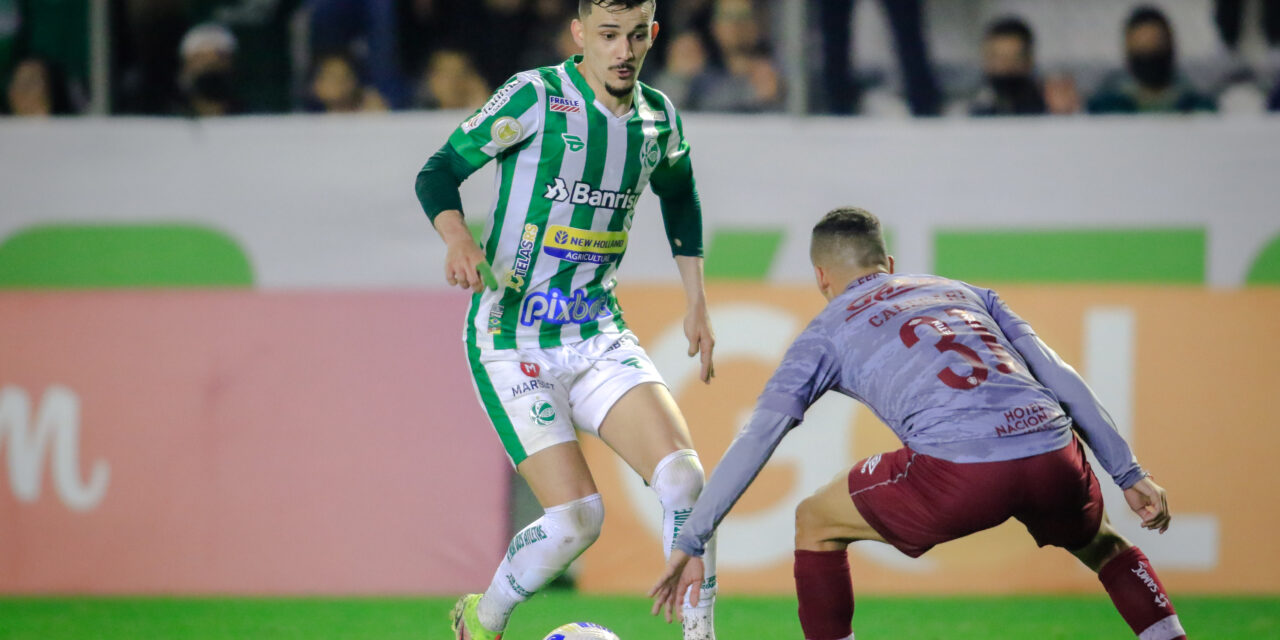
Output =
[
  {"x1": 650, "y1": 110, "x2": 712, "y2": 383},
  {"x1": 980, "y1": 288, "x2": 1171, "y2": 532}
]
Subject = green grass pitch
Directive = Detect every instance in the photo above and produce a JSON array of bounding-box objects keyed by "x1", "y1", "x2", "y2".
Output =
[{"x1": 0, "y1": 593, "x2": 1275, "y2": 639}]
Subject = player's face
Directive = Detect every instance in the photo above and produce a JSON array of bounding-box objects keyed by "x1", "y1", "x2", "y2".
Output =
[{"x1": 572, "y1": 4, "x2": 659, "y2": 99}]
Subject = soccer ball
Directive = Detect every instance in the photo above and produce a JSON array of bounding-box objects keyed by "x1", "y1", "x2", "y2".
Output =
[{"x1": 542, "y1": 621, "x2": 621, "y2": 640}]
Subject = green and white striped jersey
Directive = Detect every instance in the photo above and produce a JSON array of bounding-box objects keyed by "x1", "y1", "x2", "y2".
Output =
[{"x1": 450, "y1": 56, "x2": 699, "y2": 351}]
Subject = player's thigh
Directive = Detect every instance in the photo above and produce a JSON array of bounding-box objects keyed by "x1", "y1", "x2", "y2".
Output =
[
  {"x1": 795, "y1": 469, "x2": 888, "y2": 550},
  {"x1": 571, "y1": 332, "x2": 693, "y2": 482},
  {"x1": 516, "y1": 441, "x2": 599, "y2": 508},
  {"x1": 471, "y1": 347, "x2": 589, "y2": 504}
]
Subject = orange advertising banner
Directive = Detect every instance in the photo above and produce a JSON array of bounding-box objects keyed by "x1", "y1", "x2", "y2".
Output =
[
  {"x1": 577, "y1": 285, "x2": 1280, "y2": 595},
  {"x1": 0, "y1": 291, "x2": 508, "y2": 594}
]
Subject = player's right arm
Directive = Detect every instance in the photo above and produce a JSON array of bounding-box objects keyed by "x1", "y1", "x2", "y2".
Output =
[{"x1": 414, "y1": 73, "x2": 544, "y2": 291}]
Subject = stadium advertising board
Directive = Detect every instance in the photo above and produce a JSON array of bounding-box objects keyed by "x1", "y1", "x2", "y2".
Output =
[{"x1": 0, "y1": 291, "x2": 506, "y2": 594}]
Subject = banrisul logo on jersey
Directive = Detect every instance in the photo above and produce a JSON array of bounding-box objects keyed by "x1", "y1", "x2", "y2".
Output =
[
  {"x1": 542, "y1": 225, "x2": 628, "y2": 265},
  {"x1": 520, "y1": 288, "x2": 611, "y2": 327},
  {"x1": 543, "y1": 178, "x2": 640, "y2": 210}
]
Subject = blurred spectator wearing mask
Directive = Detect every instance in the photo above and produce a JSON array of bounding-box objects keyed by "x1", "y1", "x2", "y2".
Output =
[
  {"x1": 414, "y1": 48, "x2": 489, "y2": 110},
  {"x1": 176, "y1": 23, "x2": 242, "y2": 117},
  {"x1": 818, "y1": 0, "x2": 941, "y2": 116},
  {"x1": 5, "y1": 57, "x2": 74, "y2": 116},
  {"x1": 1088, "y1": 6, "x2": 1216, "y2": 114},
  {"x1": 306, "y1": 52, "x2": 387, "y2": 113},
  {"x1": 970, "y1": 17, "x2": 1046, "y2": 116},
  {"x1": 686, "y1": 0, "x2": 782, "y2": 113}
]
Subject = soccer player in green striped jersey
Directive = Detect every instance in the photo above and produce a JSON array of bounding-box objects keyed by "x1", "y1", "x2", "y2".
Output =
[{"x1": 416, "y1": 2, "x2": 718, "y2": 639}]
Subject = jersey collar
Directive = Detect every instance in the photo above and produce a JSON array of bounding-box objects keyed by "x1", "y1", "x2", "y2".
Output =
[
  {"x1": 564, "y1": 55, "x2": 638, "y2": 121},
  {"x1": 844, "y1": 271, "x2": 887, "y2": 293}
]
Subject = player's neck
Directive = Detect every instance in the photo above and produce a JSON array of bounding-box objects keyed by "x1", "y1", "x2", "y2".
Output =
[{"x1": 577, "y1": 62, "x2": 634, "y2": 117}]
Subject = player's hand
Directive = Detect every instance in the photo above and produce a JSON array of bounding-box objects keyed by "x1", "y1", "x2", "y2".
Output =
[
  {"x1": 1124, "y1": 475, "x2": 1171, "y2": 534},
  {"x1": 648, "y1": 549, "x2": 704, "y2": 623},
  {"x1": 443, "y1": 237, "x2": 489, "y2": 293},
  {"x1": 684, "y1": 301, "x2": 715, "y2": 384}
]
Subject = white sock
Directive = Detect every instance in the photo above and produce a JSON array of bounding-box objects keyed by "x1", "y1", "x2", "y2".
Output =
[
  {"x1": 475, "y1": 493, "x2": 604, "y2": 632},
  {"x1": 651, "y1": 449, "x2": 718, "y2": 639}
]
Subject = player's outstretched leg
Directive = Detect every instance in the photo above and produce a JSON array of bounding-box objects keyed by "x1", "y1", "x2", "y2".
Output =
[
  {"x1": 458, "y1": 442, "x2": 603, "y2": 640},
  {"x1": 651, "y1": 448, "x2": 718, "y2": 640},
  {"x1": 791, "y1": 469, "x2": 891, "y2": 640},
  {"x1": 1072, "y1": 521, "x2": 1187, "y2": 640},
  {"x1": 599, "y1": 383, "x2": 717, "y2": 640}
]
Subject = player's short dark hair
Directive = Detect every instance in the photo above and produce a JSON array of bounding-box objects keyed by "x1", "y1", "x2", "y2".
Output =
[
  {"x1": 810, "y1": 207, "x2": 889, "y2": 269},
  {"x1": 579, "y1": 0, "x2": 656, "y2": 19},
  {"x1": 1125, "y1": 5, "x2": 1171, "y2": 36},
  {"x1": 985, "y1": 16, "x2": 1034, "y2": 53}
]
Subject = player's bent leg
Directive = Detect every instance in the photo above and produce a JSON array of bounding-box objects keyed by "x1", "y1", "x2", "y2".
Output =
[
  {"x1": 791, "y1": 470, "x2": 886, "y2": 640},
  {"x1": 596, "y1": 382, "x2": 717, "y2": 640},
  {"x1": 468, "y1": 442, "x2": 604, "y2": 639},
  {"x1": 1074, "y1": 519, "x2": 1187, "y2": 639}
]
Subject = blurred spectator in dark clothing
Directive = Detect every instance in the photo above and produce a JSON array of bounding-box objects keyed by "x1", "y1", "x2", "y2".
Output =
[
  {"x1": 970, "y1": 17, "x2": 1046, "y2": 116},
  {"x1": 176, "y1": 23, "x2": 243, "y2": 117},
  {"x1": 308, "y1": 0, "x2": 408, "y2": 109},
  {"x1": 415, "y1": 48, "x2": 489, "y2": 110},
  {"x1": 5, "y1": 57, "x2": 74, "y2": 116},
  {"x1": 1215, "y1": 0, "x2": 1280, "y2": 51},
  {"x1": 685, "y1": 0, "x2": 781, "y2": 112},
  {"x1": 1270, "y1": 79, "x2": 1280, "y2": 110},
  {"x1": 474, "y1": 0, "x2": 532, "y2": 87},
  {"x1": 650, "y1": 31, "x2": 710, "y2": 108},
  {"x1": 397, "y1": 0, "x2": 487, "y2": 87},
  {"x1": 519, "y1": 0, "x2": 576, "y2": 69},
  {"x1": 819, "y1": 0, "x2": 941, "y2": 116},
  {"x1": 306, "y1": 52, "x2": 387, "y2": 112},
  {"x1": 1088, "y1": 6, "x2": 1216, "y2": 114}
]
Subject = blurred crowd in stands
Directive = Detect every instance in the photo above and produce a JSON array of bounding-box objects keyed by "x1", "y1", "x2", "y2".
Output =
[{"x1": 2, "y1": 0, "x2": 1279, "y2": 118}]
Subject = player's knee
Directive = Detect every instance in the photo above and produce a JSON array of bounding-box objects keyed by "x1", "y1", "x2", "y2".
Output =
[
  {"x1": 650, "y1": 449, "x2": 705, "y2": 508},
  {"x1": 1074, "y1": 522, "x2": 1132, "y2": 571},
  {"x1": 794, "y1": 496, "x2": 823, "y2": 546},
  {"x1": 544, "y1": 493, "x2": 606, "y2": 550}
]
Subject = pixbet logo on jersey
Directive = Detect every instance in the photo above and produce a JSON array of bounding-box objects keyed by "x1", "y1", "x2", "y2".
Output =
[
  {"x1": 543, "y1": 177, "x2": 640, "y2": 210},
  {"x1": 520, "y1": 288, "x2": 611, "y2": 326}
]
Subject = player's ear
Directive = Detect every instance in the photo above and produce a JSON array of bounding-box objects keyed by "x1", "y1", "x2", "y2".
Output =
[
  {"x1": 887, "y1": 255, "x2": 895, "y2": 274},
  {"x1": 813, "y1": 264, "x2": 829, "y2": 296},
  {"x1": 651, "y1": 20, "x2": 660, "y2": 43},
  {"x1": 571, "y1": 18, "x2": 585, "y2": 48}
]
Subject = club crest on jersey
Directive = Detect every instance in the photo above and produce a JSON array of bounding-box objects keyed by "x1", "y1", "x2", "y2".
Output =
[
  {"x1": 520, "y1": 288, "x2": 612, "y2": 326},
  {"x1": 543, "y1": 177, "x2": 640, "y2": 210},
  {"x1": 549, "y1": 96, "x2": 582, "y2": 113},
  {"x1": 542, "y1": 225, "x2": 628, "y2": 264},
  {"x1": 640, "y1": 137, "x2": 662, "y2": 170},
  {"x1": 520, "y1": 362, "x2": 540, "y2": 378}
]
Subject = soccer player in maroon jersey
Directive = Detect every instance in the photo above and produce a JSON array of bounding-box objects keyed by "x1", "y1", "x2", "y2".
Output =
[{"x1": 651, "y1": 208, "x2": 1184, "y2": 639}]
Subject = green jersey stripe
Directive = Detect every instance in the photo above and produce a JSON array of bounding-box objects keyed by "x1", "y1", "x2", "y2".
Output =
[{"x1": 464, "y1": 297, "x2": 528, "y2": 464}]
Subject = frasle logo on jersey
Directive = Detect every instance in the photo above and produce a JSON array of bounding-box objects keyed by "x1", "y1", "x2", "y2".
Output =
[
  {"x1": 519, "y1": 288, "x2": 611, "y2": 327},
  {"x1": 845, "y1": 281, "x2": 921, "y2": 321},
  {"x1": 543, "y1": 177, "x2": 640, "y2": 210}
]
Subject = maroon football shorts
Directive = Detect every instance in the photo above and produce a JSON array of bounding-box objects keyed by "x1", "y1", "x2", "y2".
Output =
[{"x1": 846, "y1": 436, "x2": 1104, "y2": 558}]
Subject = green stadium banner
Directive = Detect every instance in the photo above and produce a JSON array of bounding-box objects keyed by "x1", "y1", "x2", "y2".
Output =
[
  {"x1": 0, "y1": 223, "x2": 254, "y2": 288},
  {"x1": 705, "y1": 228, "x2": 785, "y2": 280},
  {"x1": 1245, "y1": 232, "x2": 1280, "y2": 285},
  {"x1": 934, "y1": 229, "x2": 1205, "y2": 284}
]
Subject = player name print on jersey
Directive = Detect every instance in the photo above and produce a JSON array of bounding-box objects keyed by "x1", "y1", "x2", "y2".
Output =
[
  {"x1": 542, "y1": 225, "x2": 628, "y2": 265},
  {"x1": 461, "y1": 76, "x2": 525, "y2": 133}
]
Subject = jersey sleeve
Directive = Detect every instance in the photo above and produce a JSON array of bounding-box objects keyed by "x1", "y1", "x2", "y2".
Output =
[
  {"x1": 673, "y1": 408, "x2": 798, "y2": 557},
  {"x1": 757, "y1": 323, "x2": 841, "y2": 421},
  {"x1": 969, "y1": 285, "x2": 1036, "y2": 342},
  {"x1": 447, "y1": 72, "x2": 544, "y2": 170},
  {"x1": 649, "y1": 108, "x2": 703, "y2": 257}
]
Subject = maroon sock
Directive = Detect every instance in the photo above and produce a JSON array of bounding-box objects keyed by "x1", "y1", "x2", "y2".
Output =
[
  {"x1": 1097, "y1": 546, "x2": 1186, "y2": 639},
  {"x1": 794, "y1": 549, "x2": 854, "y2": 640}
]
